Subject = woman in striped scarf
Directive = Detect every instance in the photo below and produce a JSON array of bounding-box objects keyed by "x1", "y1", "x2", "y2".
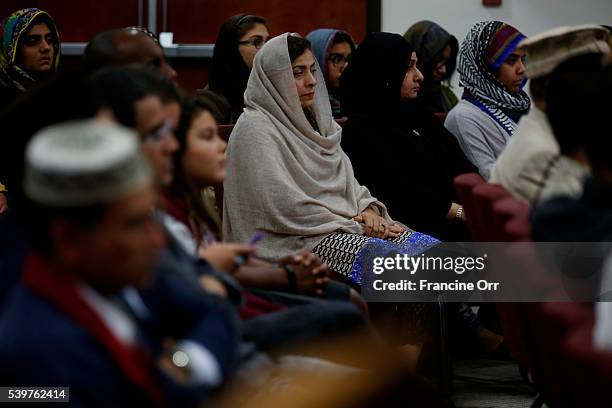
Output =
[
  {"x1": 445, "y1": 21, "x2": 530, "y2": 180},
  {"x1": 0, "y1": 8, "x2": 60, "y2": 108}
]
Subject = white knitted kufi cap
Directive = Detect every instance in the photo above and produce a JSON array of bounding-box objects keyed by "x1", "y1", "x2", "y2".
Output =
[
  {"x1": 24, "y1": 119, "x2": 151, "y2": 206},
  {"x1": 518, "y1": 24, "x2": 611, "y2": 79}
]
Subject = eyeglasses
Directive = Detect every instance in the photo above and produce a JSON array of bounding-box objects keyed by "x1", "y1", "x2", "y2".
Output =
[
  {"x1": 238, "y1": 36, "x2": 268, "y2": 50},
  {"x1": 143, "y1": 119, "x2": 173, "y2": 142},
  {"x1": 329, "y1": 53, "x2": 351, "y2": 67}
]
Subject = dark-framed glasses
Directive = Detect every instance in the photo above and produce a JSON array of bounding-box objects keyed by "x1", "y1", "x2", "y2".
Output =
[
  {"x1": 329, "y1": 53, "x2": 351, "y2": 67},
  {"x1": 238, "y1": 36, "x2": 269, "y2": 49}
]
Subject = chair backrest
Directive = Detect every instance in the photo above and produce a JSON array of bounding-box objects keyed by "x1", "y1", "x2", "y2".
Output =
[
  {"x1": 495, "y1": 303, "x2": 533, "y2": 367},
  {"x1": 454, "y1": 173, "x2": 486, "y2": 240},
  {"x1": 471, "y1": 183, "x2": 511, "y2": 241},
  {"x1": 434, "y1": 112, "x2": 447, "y2": 123},
  {"x1": 503, "y1": 216, "x2": 532, "y2": 242},
  {"x1": 492, "y1": 197, "x2": 532, "y2": 241},
  {"x1": 526, "y1": 302, "x2": 594, "y2": 407},
  {"x1": 565, "y1": 319, "x2": 612, "y2": 407}
]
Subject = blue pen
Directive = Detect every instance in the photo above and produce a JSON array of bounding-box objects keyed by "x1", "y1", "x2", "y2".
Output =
[
  {"x1": 234, "y1": 231, "x2": 264, "y2": 267},
  {"x1": 248, "y1": 231, "x2": 264, "y2": 245}
]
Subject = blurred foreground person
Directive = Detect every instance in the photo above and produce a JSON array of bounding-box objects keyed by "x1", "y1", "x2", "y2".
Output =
[{"x1": 0, "y1": 120, "x2": 239, "y2": 407}]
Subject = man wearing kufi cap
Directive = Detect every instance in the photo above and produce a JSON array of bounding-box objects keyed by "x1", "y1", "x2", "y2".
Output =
[
  {"x1": 490, "y1": 25, "x2": 610, "y2": 204},
  {"x1": 0, "y1": 120, "x2": 239, "y2": 407}
]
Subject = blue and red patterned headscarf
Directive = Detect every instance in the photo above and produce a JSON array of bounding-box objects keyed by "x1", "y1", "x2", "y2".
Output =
[
  {"x1": 0, "y1": 8, "x2": 60, "y2": 92},
  {"x1": 458, "y1": 21, "x2": 530, "y2": 135}
]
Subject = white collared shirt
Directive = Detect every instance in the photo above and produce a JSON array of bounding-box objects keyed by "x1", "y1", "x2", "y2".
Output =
[{"x1": 77, "y1": 283, "x2": 222, "y2": 387}]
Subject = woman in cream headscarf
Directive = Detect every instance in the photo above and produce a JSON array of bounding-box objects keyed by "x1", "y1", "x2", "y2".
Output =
[{"x1": 223, "y1": 33, "x2": 438, "y2": 284}]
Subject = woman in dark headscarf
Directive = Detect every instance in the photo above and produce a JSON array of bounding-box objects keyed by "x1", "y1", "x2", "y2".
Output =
[
  {"x1": 208, "y1": 14, "x2": 269, "y2": 123},
  {"x1": 445, "y1": 21, "x2": 530, "y2": 180},
  {"x1": 0, "y1": 8, "x2": 60, "y2": 107},
  {"x1": 404, "y1": 21, "x2": 459, "y2": 113},
  {"x1": 306, "y1": 28, "x2": 356, "y2": 118},
  {"x1": 341, "y1": 32, "x2": 476, "y2": 242}
]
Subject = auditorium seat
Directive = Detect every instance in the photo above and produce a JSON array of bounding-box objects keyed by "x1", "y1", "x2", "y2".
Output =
[
  {"x1": 565, "y1": 318, "x2": 612, "y2": 407},
  {"x1": 496, "y1": 303, "x2": 533, "y2": 365},
  {"x1": 492, "y1": 197, "x2": 532, "y2": 241},
  {"x1": 471, "y1": 183, "x2": 511, "y2": 241},
  {"x1": 503, "y1": 216, "x2": 532, "y2": 242},
  {"x1": 526, "y1": 302, "x2": 594, "y2": 407},
  {"x1": 434, "y1": 112, "x2": 447, "y2": 123}
]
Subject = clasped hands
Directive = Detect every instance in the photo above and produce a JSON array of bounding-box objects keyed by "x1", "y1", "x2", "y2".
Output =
[
  {"x1": 353, "y1": 207, "x2": 405, "y2": 239},
  {"x1": 198, "y1": 244, "x2": 329, "y2": 297}
]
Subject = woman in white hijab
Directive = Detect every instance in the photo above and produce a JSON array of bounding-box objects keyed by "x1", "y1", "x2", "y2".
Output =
[{"x1": 223, "y1": 33, "x2": 439, "y2": 284}]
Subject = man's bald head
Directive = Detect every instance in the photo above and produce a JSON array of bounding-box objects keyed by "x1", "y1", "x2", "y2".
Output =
[{"x1": 83, "y1": 29, "x2": 177, "y2": 81}]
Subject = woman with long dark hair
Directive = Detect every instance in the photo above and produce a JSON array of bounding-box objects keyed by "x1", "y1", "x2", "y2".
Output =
[{"x1": 208, "y1": 14, "x2": 269, "y2": 122}]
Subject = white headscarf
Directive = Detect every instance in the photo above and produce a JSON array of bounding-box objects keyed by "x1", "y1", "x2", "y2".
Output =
[{"x1": 222, "y1": 33, "x2": 391, "y2": 261}]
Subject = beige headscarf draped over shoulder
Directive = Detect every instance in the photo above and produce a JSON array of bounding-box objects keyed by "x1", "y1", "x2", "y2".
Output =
[{"x1": 222, "y1": 33, "x2": 392, "y2": 261}]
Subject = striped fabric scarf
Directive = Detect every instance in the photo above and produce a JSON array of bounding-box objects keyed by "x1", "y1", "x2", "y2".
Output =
[
  {"x1": 0, "y1": 8, "x2": 60, "y2": 92},
  {"x1": 458, "y1": 21, "x2": 531, "y2": 135}
]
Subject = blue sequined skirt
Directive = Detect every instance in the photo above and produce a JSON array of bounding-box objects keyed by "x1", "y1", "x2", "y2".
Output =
[{"x1": 312, "y1": 230, "x2": 440, "y2": 285}]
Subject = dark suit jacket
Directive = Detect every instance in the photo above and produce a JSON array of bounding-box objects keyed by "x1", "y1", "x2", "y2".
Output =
[{"x1": 0, "y1": 263, "x2": 240, "y2": 408}]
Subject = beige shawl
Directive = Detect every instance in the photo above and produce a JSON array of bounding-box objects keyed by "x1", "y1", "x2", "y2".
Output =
[{"x1": 222, "y1": 33, "x2": 391, "y2": 261}]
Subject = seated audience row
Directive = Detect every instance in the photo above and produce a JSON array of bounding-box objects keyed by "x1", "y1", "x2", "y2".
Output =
[
  {"x1": 1, "y1": 5, "x2": 612, "y2": 406},
  {"x1": 445, "y1": 21, "x2": 530, "y2": 180},
  {"x1": 491, "y1": 25, "x2": 610, "y2": 204}
]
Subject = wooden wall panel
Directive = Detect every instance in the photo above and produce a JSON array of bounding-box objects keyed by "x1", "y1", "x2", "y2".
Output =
[
  {"x1": 2, "y1": 1, "x2": 366, "y2": 43},
  {"x1": 1, "y1": 1, "x2": 369, "y2": 94},
  {"x1": 0, "y1": 1, "x2": 141, "y2": 42},
  {"x1": 164, "y1": 0, "x2": 367, "y2": 43}
]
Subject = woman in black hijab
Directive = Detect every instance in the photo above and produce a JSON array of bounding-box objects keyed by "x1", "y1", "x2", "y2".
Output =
[
  {"x1": 404, "y1": 21, "x2": 459, "y2": 113},
  {"x1": 341, "y1": 32, "x2": 476, "y2": 242},
  {"x1": 208, "y1": 14, "x2": 269, "y2": 123}
]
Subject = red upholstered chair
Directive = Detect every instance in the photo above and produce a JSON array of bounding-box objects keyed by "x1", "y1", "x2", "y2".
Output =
[
  {"x1": 454, "y1": 173, "x2": 486, "y2": 240},
  {"x1": 471, "y1": 183, "x2": 511, "y2": 241},
  {"x1": 503, "y1": 215, "x2": 533, "y2": 242},
  {"x1": 491, "y1": 244, "x2": 547, "y2": 375},
  {"x1": 495, "y1": 303, "x2": 534, "y2": 368},
  {"x1": 565, "y1": 319, "x2": 612, "y2": 407},
  {"x1": 525, "y1": 302, "x2": 594, "y2": 407},
  {"x1": 434, "y1": 112, "x2": 447, "y2": 123},
  {"x1": 492, "y1": 197, "x2": 531, "y2": 241}
]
